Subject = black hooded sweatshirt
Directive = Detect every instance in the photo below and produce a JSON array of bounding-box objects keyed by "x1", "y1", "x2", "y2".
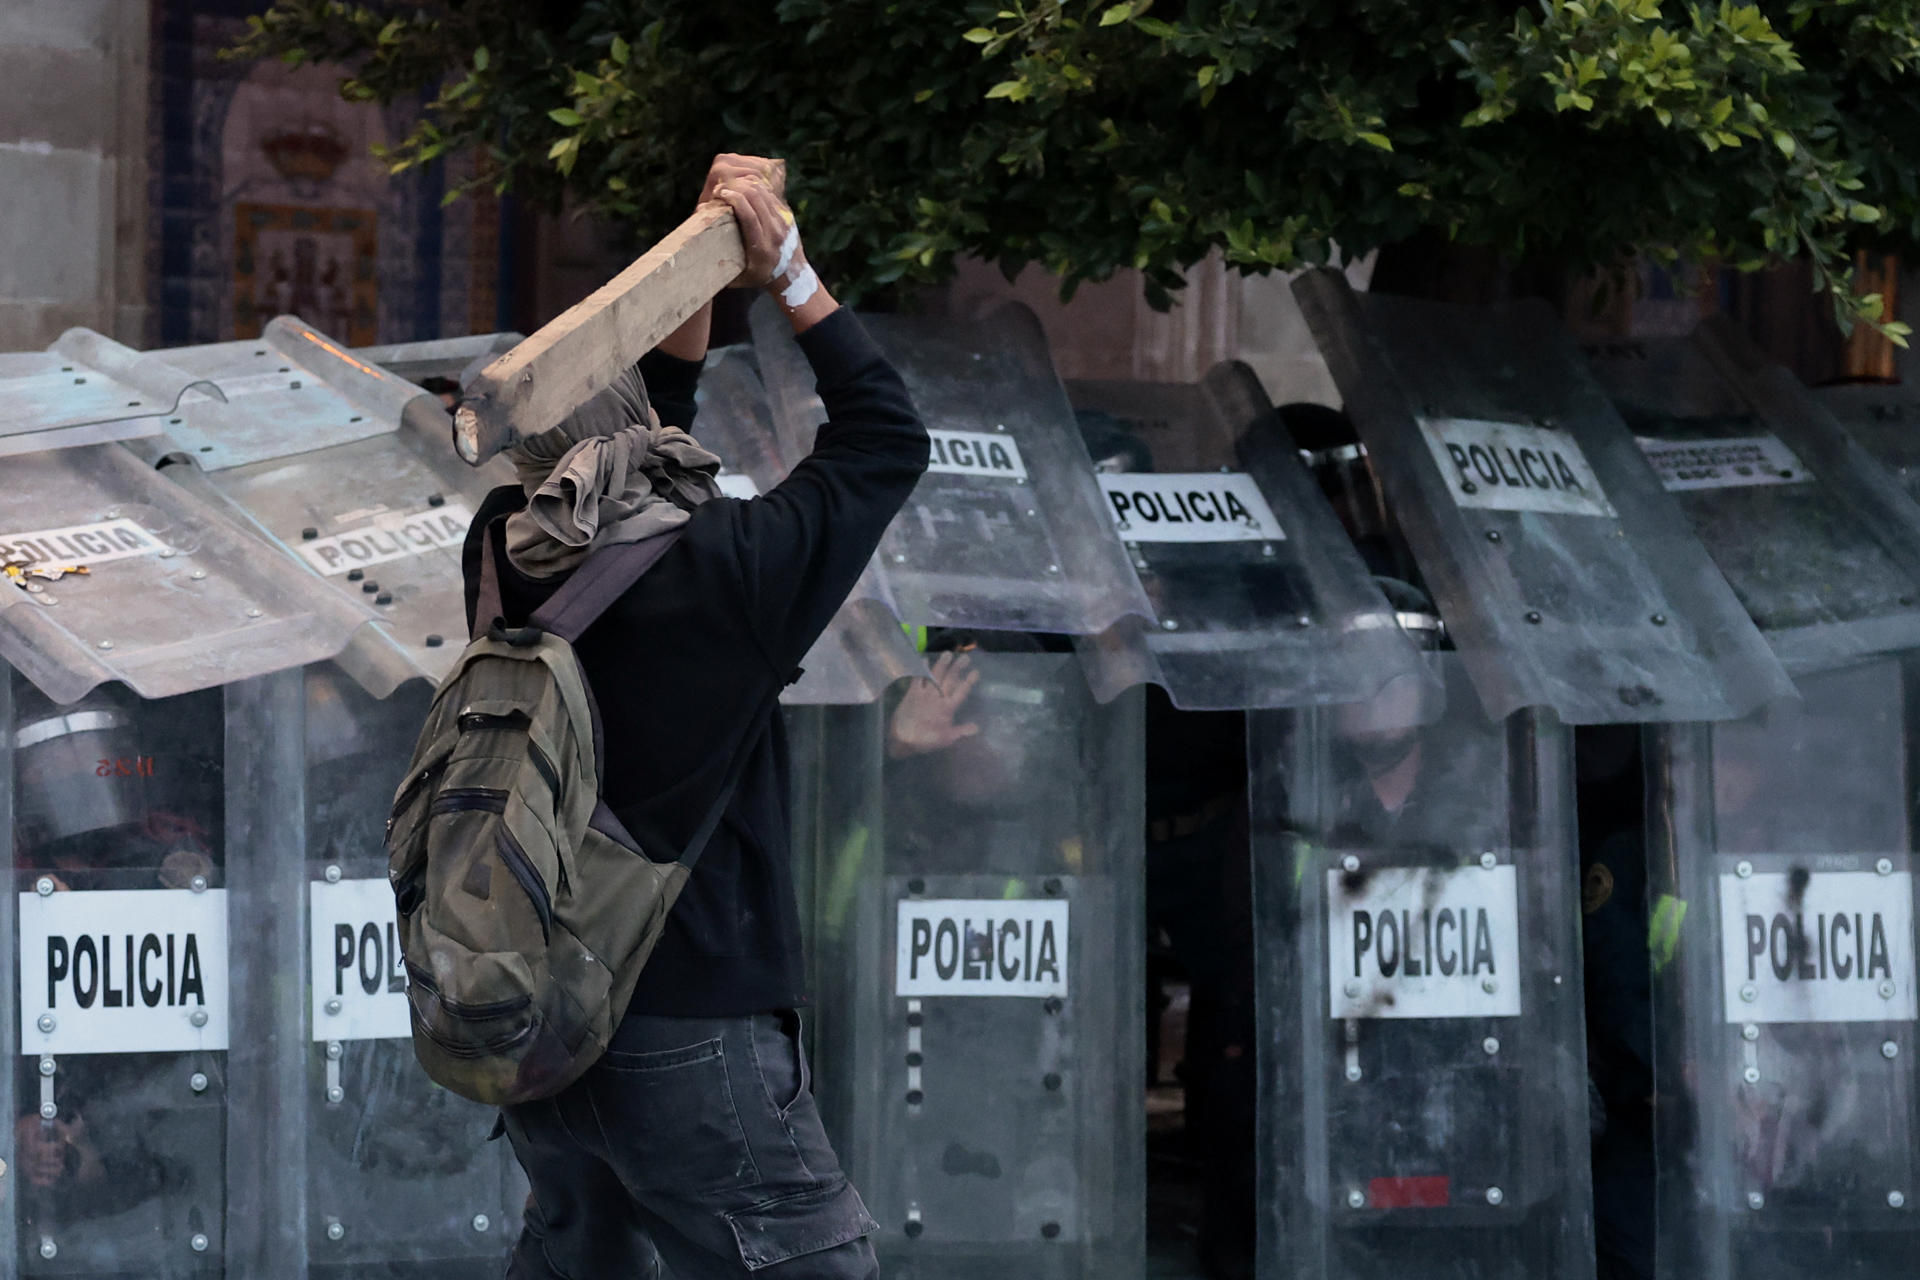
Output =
[{"x1": 462, "y1": 309, "x2": 927, "y2": 1017}]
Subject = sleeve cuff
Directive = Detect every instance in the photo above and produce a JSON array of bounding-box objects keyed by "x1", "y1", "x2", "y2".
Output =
[
  {"x1": 793, "y1": 308, "x2": 884, "y2": 390},
  {"x1": 637, "y1": 348, "x2": 704, "y2": 400}
]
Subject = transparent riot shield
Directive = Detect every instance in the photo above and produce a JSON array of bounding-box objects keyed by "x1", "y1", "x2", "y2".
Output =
[
  {"x1": 1586, "y1": 329, "x2": 1920, "y2": 673},
  {"x1": 0, "y1": 443, "x2": 366, "y2": 704},
  {"x1": 802, "y1": 651, "x2": 1145, "y2": 1278},
  {"x1": 1068, "y1": 363, "x2": 1422, "y2": 710},
  {"x1": 751, "y1": 299, "x2": 1153, "y2": 638},
  {"x1": 0, "y1": 329, "x2": 219, "y2": 457},
  {"x1": 1252, "y1": 652, "x2": 1593, "y2": 1279},
  {"x1": 9, "y1": 672, "x2": 231, "y2": 1275},
  {"x1": 299, "y1": 668, "x2": 518, "y2": 1276},
  {"x1": 1293, "y1": 269, "x2": 1792, "y2": 724},
  {"x1": 1646, "y1": 659, "x2": 1919, "y2": 1279},
  {"x1": 693, "y1": 344, "x2": 920, "y2": 706}
]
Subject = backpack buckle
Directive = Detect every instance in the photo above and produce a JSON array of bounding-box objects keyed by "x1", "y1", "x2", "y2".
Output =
[{"x1": 486, "y1": 619, "x2": 545, "y2": 647}]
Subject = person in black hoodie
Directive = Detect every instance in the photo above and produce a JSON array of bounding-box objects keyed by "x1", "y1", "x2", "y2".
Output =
[{"x1": 462, "y1": 155, "x2": 928, "y2": 1280}]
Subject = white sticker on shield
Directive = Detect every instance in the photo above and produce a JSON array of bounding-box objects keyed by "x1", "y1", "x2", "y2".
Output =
[
  {"x1": 298, "y1": 501, "x2": 476, "y2": 576},
  {"x1": 1327, "y1": 864, "x2": 1523, "y2": 1019},
  {"x1": 926, "y1": 429, "x2": 1029, "y2": 481},
  {"x1": 310, "y1": 877, "x2": 411, "y2": 1040},
  {"x1": 895, "y1": 898, "x2": 1068, "y2": 997},
  {"x1": 1419, "y1": 417, "x2": 1617, "y2": 518},
  {"x1": 1635, "y1": 435, "x2": 1812, "y2": 492},
  {"x1": 18, "y1": 888, "x2": 230, "y2": 1054},
  {"x1": 1096, "y1": 472, "x2": 1285, "y2": 543},
  {"x1": 1717, "y1": 869, "x2": 1917, "y2": 1023}
]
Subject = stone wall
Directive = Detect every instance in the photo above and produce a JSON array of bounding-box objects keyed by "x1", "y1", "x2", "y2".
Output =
[{"x1": 0, "y1": 2, "x2": 150, "y2": 349}]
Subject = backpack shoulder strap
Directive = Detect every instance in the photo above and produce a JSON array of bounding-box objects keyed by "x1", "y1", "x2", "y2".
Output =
[{"x1": 527, "y1": 530, "x2": 687, "y2": 643}]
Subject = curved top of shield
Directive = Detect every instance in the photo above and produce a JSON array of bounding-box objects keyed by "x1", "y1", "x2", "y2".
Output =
[
  {"x1": 350, "y1": 332, "x2": 525, "y2": 387},
  {"x1": 150, "y1": 316, "x2": 445, "y2": 472},
  {"x1": 749, "y1": 297, "x2": 1154, "y2": 639},
  {"x1": 0, "y1": 443, "x2": 369, "y2": 704},
  {"x1": 694, "y1": 344, "x2": 922, "y2": 705},
  {"x1": 1292, "y1": 269, "x2": 1793, "y2": 725},
  {"x1": 1585, "y1": 322, "x2": 1920, "y2": 678},
  {"x1": 0, "y1": 328, "x2": 227, "y2": 458},
  {"x1": 1065, "y1": 361, "x2": 1427, "y2": 711}
]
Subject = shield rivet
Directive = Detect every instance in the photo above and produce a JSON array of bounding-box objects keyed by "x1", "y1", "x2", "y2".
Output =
[
  {"x1": 1341, "y1": 854, "x2": 1361, "y2": 873},
  {"x1": 1740, "y1": 984, "x2": 1758, "y2": 1003},
  {"x1": 1882, "y1": 980, "x2": 1899, "y2": 1000},
  {"x1": 37, "y1": 1014, "x2": 56, "y2": 1033},
  {"x1": 189, "y1": 1010, "x2": 208, "y2": 1028},
  {"x1": 190, "y1": 1234, "x2": 209, "y2": 1253},
  {"x1": 324, "y1": 865, "x2": 342, "y2": 884},
  {"x1": 1877, "y1": 858, "x2": 1895, "y2": 876},
  {"x1": 1344, "y1": 1064, "x2": 1362, "y2": 1082},
  {"x1": 190, "y1": 875, "x2": 208, "y2": 893},
  {"x1": 1346, "y1": 1190, "x2": 1365, "y2": 1209},
  {"x1": 190, "y1": 1072, "x2": 209, "y2": 1093},
  {"x1": 326, "y1": 1085, "x2": 345, "y2": 1104},
  {"x1": 38, "y1": 1056, "x2": 55, "y2": 1077},
  {"x1": 1890, "y1": 1191, "x2": 1907, "y2": 1209},
  {"x1": 1884, "y1": 1041, "x2": 1900, "y2": 1060},
  {"x1": 39, "y1": 1102, "x2": 57, "y2": 1120},
  {"x1": 1747, "y1": 1191, "x2": 1765, "y2": 1210},
  {"x1": 1736, "y1": 861, "x2": 1753, "y2": 878},
  {"x1": 1481, "y1": 977, "x2": 1498, "y2": 994},
  {"x1": 40, "y1": 1238, "x2": 57, "y2": 1260},
  {"x1": 326, "y1": 1040, "x2": 344, "y2": 1060},
  {"x1": 35, "y1": 877, "x2": 54, "y2": 896},
  {"x1": 473, "y1": 1214, "x2": 492, "y2": 1233},
  {"x1": 1344, "y1": 980, "x2": 1363, "y2": 998},
  {"x1": 1486, "y1": 1187, "x2": 1504, "y2": 1206},
  {"x1": 1482, "y1": 1037, "x2": 1500, "y2": 1056},
  {"x1": 325, "y1": 998, "x2": 342, "y2": 1016},
  {"x1": 326, "y1": 1221, "x2": 345, "y2": 1242},
  {"x1": 1742, "y1": 1066, "x2": 1760, "y2": 1084},
  {"x1": 1742, "y1": 1024, "x2": 1760, "y2": 1041},
  {"x1": 1161, "y1": 618, "x2": 1179, "y2": 630},
  {"x1": 1479, "y1": 852, "x2": 1497, "y2": 870}
]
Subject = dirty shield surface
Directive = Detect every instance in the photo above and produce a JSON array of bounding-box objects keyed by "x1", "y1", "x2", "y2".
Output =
[
  {"x1": 1252, "y1": 653, "x2": 1593, "y2": 1280},
  {"x1": 1646, "y1": 659, "x2": 1919, "y2": 1280}
]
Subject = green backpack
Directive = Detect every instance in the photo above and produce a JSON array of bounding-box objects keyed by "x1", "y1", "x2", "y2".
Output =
[{"x1": 386, "y1": 523, "x2": 772, "y2": 1105}]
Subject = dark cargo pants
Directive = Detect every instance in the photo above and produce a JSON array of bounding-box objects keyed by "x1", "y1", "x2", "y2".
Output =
[{"x1": 501, "y1": 1011, "x2": 878, "y2": 1279}]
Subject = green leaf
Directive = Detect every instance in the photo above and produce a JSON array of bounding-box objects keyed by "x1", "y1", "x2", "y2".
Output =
[
  {"x1": 963, "y1": 27, "x2": 996, "y2": 44},
  {"x1": 1197, "y1": 65, "x2": 1217, "y2": 89},
  {"x1": 1358, "y1": 131, "x2": 1393, "y2": 151},
  {"x1": 985, "y1": 79, "x2": 1026, "y2": 100},
  {"x1": 1772, "y1": 130, "x2": 1795, "y2": 158},
  {"x1": 547, "y1": 137, "x2": 572, "y2": 160},
  {"x1": 473, "y1": 46, "x2": 490, "y2": 71},
  {"x1": 1848, "y1": 203, "x2": 1883, "y2": 223},
  {"x1": 1099, "y1": 3, "x2": 1134, "y2": 26},
  {"x1": 610, "y1": 35, "x2": 629, "y2": 65},
  {"x1": 548, "y1": 108, "x2": 583, "y2": 127},
  {"x1": 913, "y1": 87, "x2": 934, "y2": 103}
]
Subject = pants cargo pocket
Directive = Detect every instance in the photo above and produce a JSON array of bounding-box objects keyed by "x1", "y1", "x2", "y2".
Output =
[{"x1": 723, "y1": 1178, "x2": 879, "y2": 1272}]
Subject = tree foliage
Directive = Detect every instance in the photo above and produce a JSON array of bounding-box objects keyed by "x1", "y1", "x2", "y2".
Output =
[{"x1": 232, "y1": 0, "x2": 1918, "y2": 336}]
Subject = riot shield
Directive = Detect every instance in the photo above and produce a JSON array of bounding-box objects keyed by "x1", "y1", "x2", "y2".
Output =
[
  {"x1": 0, "y1": 329, "x2": 218, "y2": 457},
  {"x1": 9, "y1": 673, "x2": 231, "y2": 1275},
  {"x1": 1252, "y1": 652, "x2": 1593, "y2": 1279},
  {"x1": 1587, "y1": 328, "x2": 1920, "y2": 673},
  {"x1": 299, "y1": 668, "x2": 518, "y2": 1276},
  {"x1": 751, "y1": 300, "x2": 1152, "y2": 638},
  {"x1": 802, "y1": 650, "x2": 1145, "y2": 1279},
  {"x1": 1294, "y1": 269, "x2": 1792, "y2": 724},
  {"x1": 0, "y1": 443, "x2": 366, "y2": 704},
  {"x1": 1068, "y1": 363, "x2": 1423, "y2": 710},
  {"x1": 692, "y1": 345, "x2": 921, "y2": 705},
  {"x1": 1646, "y1": 659, "x2": 1918, "y2": 1279}
]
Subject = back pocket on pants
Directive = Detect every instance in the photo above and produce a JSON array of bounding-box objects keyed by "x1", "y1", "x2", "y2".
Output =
[{"x1": 591, "y1": 1038, "x2": 760, "y2": 1192}]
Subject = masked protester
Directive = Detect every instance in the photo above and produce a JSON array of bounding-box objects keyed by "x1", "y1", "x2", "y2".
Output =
[{"x1": 460, "y1": 155, "x2": 928, "y2": 1280}]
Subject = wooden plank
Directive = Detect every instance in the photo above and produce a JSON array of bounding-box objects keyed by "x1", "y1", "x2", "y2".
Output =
[{"x1": 452, "y1": 204, "x2": 745, "y2": 463}]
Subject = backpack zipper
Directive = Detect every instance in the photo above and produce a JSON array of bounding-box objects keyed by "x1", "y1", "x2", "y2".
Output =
[
  {"x1": 389, "y1": 757, "x2": 448, "y2": 828},
  {"x1": 453, "y1": 711, "x2": 561, "y2": 802},
  {"x1": 429, "y1": 788, "x2": 509, "y2": 816},
  {"x1": 404, "y1": 960, "x2": 533, "y2": 1020},
  {"x1": 495, "y1": 827, "x2": 553, "y2": 944}
]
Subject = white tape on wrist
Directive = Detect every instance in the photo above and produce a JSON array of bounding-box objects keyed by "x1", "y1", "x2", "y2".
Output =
[
  {"x1": 773, "y1": 225, "x2": 801, "y2": 281},
  {"x1": 780, "y1": 265, "x2": 820, "y2": 309}
]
